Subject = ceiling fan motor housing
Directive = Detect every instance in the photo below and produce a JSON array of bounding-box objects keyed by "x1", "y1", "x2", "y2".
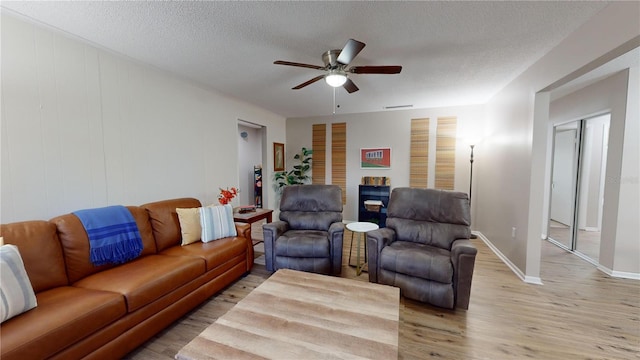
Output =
[{"x1": 323, "y1": 50, "x2": 343, "y2": 69}]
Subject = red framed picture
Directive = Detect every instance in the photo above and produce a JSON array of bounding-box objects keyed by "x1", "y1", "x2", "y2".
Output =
[{"x1": 360, "y1": 147, "x2": 391, "y2": 169}]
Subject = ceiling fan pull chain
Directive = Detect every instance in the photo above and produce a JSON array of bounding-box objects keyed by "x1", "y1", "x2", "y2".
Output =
[{"x1": 332, "y1": 87, "x2": 336, "y2": 115}]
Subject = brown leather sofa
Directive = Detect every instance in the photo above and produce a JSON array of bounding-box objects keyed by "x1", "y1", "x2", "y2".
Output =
[{"x1": 0, "y1": 197, "x2": 253, "y2": 360}]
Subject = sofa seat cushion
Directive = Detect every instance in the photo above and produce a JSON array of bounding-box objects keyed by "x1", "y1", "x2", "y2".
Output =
[
  {"x1": 160, "y1": 236, "x2": 247, "y2": 271},
  {"x1": 380, "y1": 241, "x2": 453, "y2": 284},
  {"x1": 275, "y1": 230, "x2": 330, "y2": 258},
  {"x1": 73, "y1": 255, "x2": 205, "y2": 312},
  {"x1": 0, "y1": 286, "x2": 126, "y2": 360}
]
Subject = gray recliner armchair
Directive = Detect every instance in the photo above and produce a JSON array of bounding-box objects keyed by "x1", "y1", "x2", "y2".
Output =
[
  {"x1": 262, "y1": 185, "x2": 344, "y2": 275},
  {"x1": 367, "y1": 187, "x2": 477, "y2": 309}
]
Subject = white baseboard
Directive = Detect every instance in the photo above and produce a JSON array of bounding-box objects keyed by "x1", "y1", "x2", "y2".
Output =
[
  {"x1": 597, "y1": 265, "x2": 640, "y2": 280},
  {"x1": 545, "y1": 238, "x2": 640, "y2": 280},
  {"x1": 581, "y1": 227, "x2": 600, "y2": 232},
  {"x1": 473, "y1": 232, "x2": 543, "y2": 285}
]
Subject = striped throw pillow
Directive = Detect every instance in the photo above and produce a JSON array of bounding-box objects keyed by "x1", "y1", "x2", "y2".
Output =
[
  {"x1": 1, "y1": 244, "x2": 37, "y2": 323},
  {"x1": 200, "y1": 204, "x2": 237, "y2": 242}
]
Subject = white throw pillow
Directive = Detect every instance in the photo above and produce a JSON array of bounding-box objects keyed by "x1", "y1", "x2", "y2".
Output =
[
  {"x1": 0, "y1": 244, "x2": 37, "y2": 323},
  {"x1": 200, "y1": 204, "x2": 237, "y2": 242},
  {"x1": 176, "y1": 207, "x2": 202, "y2": 246}
]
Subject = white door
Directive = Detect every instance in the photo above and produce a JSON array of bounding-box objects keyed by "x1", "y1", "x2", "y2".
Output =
[{"x1": 550, "y1": 127, "x2": 577, "y2": 227}]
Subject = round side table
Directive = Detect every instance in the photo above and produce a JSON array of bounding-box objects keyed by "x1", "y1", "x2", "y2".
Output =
[{"x1": 346, "y1": 222, "x2": 379, "y2": 276}]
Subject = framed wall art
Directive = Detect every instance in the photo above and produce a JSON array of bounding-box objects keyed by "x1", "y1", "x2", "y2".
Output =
[
  {"x1": 361, "y1": 147, "x2": 391, "y2": 169},
  {"x1": 274, "y1": 142, "x2": 285, "y2": 171}
]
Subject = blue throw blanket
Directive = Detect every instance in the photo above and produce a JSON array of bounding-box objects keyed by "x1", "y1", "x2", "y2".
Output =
[{"x1": 73, "y1": 205, "x2": 143, "y2": 266}]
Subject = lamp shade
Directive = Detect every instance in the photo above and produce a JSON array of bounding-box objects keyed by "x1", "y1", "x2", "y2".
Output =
[{"x1": 325, "y1": 73, "x2": 347, "y2": 87}]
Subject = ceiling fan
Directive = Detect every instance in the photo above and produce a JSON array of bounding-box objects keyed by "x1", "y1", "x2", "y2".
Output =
[{"x1": 274, "y1": 39, "x2": 402, "y2": 93}]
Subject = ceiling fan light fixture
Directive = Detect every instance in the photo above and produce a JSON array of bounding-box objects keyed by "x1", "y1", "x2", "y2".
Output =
[{"x1": 325, "y1": 72, "x2": 347, "y2": 87}]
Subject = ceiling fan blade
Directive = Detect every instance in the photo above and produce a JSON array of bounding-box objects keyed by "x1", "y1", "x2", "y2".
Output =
[
  {"x1": 292, "y1": 75, "x2": 325, "y2": 90},
  {"x1": 343, "y1": 78, "x2": 359, "y2": 93},
  {"x1": 350, "y1": 65, "x2": 402, "y2": 74},
  {"x1": 336, "y1": 39, "x2": 366, "y2": 65},
  {"x1": 274, "y1": 60, "x2": 325, "y2": 70}
]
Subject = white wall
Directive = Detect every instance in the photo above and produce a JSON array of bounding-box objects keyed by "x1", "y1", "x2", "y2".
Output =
[
  {"x1": 286, "y1": 105, "x2": 485, "y2": 223},
  {"x1": 1, "y1": 14, "x2": 286, "y2": 223},
  {"x1": 478, "y1": 2, "x2": 639, "y2": 280}
]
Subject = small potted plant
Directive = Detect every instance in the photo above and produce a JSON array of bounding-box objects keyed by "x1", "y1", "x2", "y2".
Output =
[
  {"x1": 274, "y1": 147, "x2": 313, "y2": 193},
  {"x1": 218, "y1": 187, "x2": 239, "y2": 205}
]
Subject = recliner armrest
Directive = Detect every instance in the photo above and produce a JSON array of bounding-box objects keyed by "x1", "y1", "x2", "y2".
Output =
[
  {"x1": 451, "y1": 238, "x2": 477, "y2": 274},
  {"x1": 262, "y1": 221, "x2": 289, "y2": 271},
  {"x1": 262, "y1": 221, "x2": 289, "y2": 239},
  {"x1": 328, "y1": 222, "x2": 345, "y2": 275},
  {"x1": 451, "y1": 239, "x2": 477, "y2": 310},
  {"x1": 451, "y1": 239, "x2": 477, "y2": 259},
  {"x1": 366, "y1": 228, "x2": 396, "y2": 283},
  {"x1": 328, "y1": 222, "x2": 345, "y2": 237}
]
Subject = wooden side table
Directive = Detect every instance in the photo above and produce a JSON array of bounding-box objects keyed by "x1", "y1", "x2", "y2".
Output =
[{"x1": 233, "y1": 208, "x2": 273, "y2": 225}]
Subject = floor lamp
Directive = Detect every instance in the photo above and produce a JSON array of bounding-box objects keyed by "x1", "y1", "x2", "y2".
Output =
[{"x1": 469, "y1": 144, "x2": 477, "y2": 239}]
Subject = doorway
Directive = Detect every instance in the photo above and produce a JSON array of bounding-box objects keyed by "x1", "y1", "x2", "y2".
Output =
[
  {"x1": 237, "y1": 120, "x2": 265, "y2": 207},
  {"x1": 548, "y1": 113, "x2": 610, "y2": 264}
]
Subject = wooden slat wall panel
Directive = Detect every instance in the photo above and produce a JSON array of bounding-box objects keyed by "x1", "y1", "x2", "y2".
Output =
[
  {"x1": 435, "y1": 117, "x2": 457, "y2": 190},
  {"x1": 312, "y1": 124, "x2": 326, "y2": 185},
  {"x1": 331, "y1": 123, "x2": 347, "y2": 204},
  {"x1": 410, "y1": 118, "x2": 429, "y2": 188}
]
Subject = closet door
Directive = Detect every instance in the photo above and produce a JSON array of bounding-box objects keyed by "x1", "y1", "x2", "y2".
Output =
[
  {"x1": 549, "y1": 121, "x2": 580, "y2": 249},
  {"x1": 548, "y1": 114, "x2": 609, "y2": 264}
]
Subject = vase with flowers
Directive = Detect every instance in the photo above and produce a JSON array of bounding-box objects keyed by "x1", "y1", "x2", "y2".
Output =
[{"x1": 218, "y1": 187, "x2": 239, "y2": 205}]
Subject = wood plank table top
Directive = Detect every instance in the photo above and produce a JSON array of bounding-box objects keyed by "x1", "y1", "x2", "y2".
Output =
[
  {"x1": 176, "y1": 269, "x2": 400, "y2": 360},
  {"x1": 233, "y1": 208, "x2": 273, "y2": 224}
]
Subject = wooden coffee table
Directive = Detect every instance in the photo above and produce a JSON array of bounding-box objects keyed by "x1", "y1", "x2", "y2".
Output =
[{"x1": 176, "y1": 269, "x2": 400, "y2": 359}]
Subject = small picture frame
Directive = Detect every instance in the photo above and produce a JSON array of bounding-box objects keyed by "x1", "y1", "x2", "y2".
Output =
[
  {"x1": 274, "y1": 142, "x2": 285, "y2": 171},
  {"x1": 361, "y1": 147, "x2": 391, "y2": 169}
]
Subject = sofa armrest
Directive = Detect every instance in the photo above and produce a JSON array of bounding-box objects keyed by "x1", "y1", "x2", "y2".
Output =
[
  {"x1": 234, "y1": 223, "x2": 253, "y2": 271},
  {"x1": 366, "y1": 227, "x2": 396, "y2": 283},
  {"x1": 328, "y1": 222, "x2": 345, "y2": 275},
  {"x1": 235, "y1": 223, "x2": 251, "y2": 242},
  {"x1": 262, "y1": 221, "x2": 289, "y2": 272},
  {"x1": 451, "y1": 239, "x2": 477, "y2": 310}
]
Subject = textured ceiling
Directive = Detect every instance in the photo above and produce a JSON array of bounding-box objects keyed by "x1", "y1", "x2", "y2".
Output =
[{"x1": 1, "y1": 1, "x2": 608, "y2": 118}]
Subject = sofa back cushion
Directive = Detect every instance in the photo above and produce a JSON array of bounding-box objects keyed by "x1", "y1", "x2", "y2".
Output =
[
  {"x1": 279, "y1": 185, "x2": 343, "y2": 231},
  {"x1": 51, "y1": 206, "x2": 156, "y2": 284},
  {"x1": 141, "y1": 198, "x2": 202, "y2": 252},
  {"x1": 386, "y1": 188, "x2": 470, "y2": 250},
  {"x1": 0, "y1": 221, "x2": 68, "y2": 292}
]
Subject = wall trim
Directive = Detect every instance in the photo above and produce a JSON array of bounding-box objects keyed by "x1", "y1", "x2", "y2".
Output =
[
  {"x1": 474, "y1": 232, "x2": 544, "y2": 285},
  {"x1": 545, "y1": 238, "x2": 640, "y2": 280},
  {"x1": 597, "y1": 265, "x2": 640, "y2": 280}
]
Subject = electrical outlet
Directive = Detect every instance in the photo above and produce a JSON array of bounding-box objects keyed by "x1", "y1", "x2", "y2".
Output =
[{"x1": 511, "y1": 227, "x2": 516, "y2": 238}]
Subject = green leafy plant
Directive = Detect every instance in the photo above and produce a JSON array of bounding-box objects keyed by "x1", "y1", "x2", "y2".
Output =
[{"x1": 274, "y1": 147, "x2": 313, "y2": 192}]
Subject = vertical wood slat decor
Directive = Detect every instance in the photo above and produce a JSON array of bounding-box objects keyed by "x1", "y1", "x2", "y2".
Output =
[
  {"x1": 410, "y1": 118, "x2": 429, "y2": 188},
  {"x1": 435, "y1": 117, "x2": 457, "y2": 190},
  {"x1": 331, "y1": 123, "x2": 347, "y2": 204},
  {"x1": 312, "y1": 124, "x2": 326, "y2": 185}
]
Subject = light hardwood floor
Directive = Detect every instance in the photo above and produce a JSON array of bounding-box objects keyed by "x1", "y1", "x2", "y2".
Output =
[
  {"x1": 125, "y1": 224, "x2": 639, "y2": 360},
  {"x1": 548, "y1": 220, "x2": 601, "y2": 263}
]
